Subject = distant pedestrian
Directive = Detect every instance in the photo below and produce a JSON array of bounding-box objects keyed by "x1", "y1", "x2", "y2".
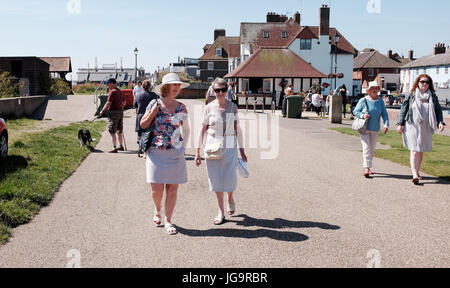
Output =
[
  {"x1": 205, "y1": 84, "x2": 216, "y2": 105},
  {"x1": 133, "y1": 81, "x2": 143, "y2": 98},
  {"x1": 325, "y1": 92, "x2": 332, "y2": 115},
  {"x1": 396, "y1": 74, "x2": 445, "y2": 185},
  {"x1": 339, "y1": 84, "x2": 348, "y2": 118},
  {"x1": 353, "y1": 81, "x2": 389, "y2": 177},
  {"x1": 311, "y1": 91, "x2": 323, "y2": 116},
  {"x1": 282, "y1": 87, "x2": 294, "y2": 117},
  {"x1": 134, "y1": 80, "x2": 158, "y2": 152},
  {"x1": 140, "y1": 73, "x2": 190, "y2": 235},
  {"x1": 195, "y1": 78, "x2": 247, "y2": 225},
  {"x1": 99, "y1": 78, "x2": 126, "y2": 153}
]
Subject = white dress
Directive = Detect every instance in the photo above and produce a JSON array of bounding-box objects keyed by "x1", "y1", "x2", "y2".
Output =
[
  {"x1": 403, "y1": 101, "x2": 434, "y2": 152},
  {"x1": 203, "y1": 100, "x2": 239, "y2": 192}
]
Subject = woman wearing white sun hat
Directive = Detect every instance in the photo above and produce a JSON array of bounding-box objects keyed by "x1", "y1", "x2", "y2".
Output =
[
  {"x1": 140, "y1": 72, "x2": 190, "y2": 235},
  {"x1": 353, "y1": 81, "x2": 389, "y2": 178}
]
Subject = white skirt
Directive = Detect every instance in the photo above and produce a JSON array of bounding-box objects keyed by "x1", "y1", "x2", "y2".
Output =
[
  {"x1": 146, "y1": 147, "x2": 187, "y2": 184},
  {"x1": 205, "y1": 137, "x2": 238, "y2": 192}
]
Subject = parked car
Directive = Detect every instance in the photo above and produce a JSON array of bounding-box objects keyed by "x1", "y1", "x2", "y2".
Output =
[{"x1": 0, "y1": 118, "x2": 8, "y2": 160}]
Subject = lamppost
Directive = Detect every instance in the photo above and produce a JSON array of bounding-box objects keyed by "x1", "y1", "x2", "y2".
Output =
[
  {"x1": 334, "y1": 32, "x2": 340, "y2": 92},
  {"x1": 134, "y1": 47, "x2": 138, "y2": 84}
]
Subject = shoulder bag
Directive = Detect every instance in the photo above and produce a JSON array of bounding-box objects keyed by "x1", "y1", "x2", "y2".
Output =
[
  {"x1": 352, "y1": 98, "x2": 369, "y2": 134},
  {"x1": 140, "y1": 100, "x2": 160, "y2": 152}
]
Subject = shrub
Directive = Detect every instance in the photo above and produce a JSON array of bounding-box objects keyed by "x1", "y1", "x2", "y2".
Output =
[
  {"x1": 0, "y1": 71, "x2": 19, "y2": 98},
  {"x1": 50, "y1": 78, "x2": 72, "y2": 96}
]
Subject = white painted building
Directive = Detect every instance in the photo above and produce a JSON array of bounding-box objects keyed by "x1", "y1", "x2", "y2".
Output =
[{"x1": 401, "y1": 43, "x2": 450, "y2": 103}]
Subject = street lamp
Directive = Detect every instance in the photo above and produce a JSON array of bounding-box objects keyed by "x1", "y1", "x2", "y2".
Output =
[
  {"x1": 134, "y1": 47, "x2": 138, "y2": 84},
  {"x1": 334, "y1": 32, "x2": 340, "y2": 91}
]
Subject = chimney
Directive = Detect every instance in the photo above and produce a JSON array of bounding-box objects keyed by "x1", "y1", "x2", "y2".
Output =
[
  {"x1": 408, "y1": 50, "x2": 414, "y2": 60},
  {"x1": 434, "y1": 43, "x2": 446, "y2": 55},
  {"x1": 294, "y1": 12, "x2": 301, "y2": 25},
  {"x1": 319, "y1": 4, "x2": 330, "y2": 36},
  {"x1": 214, "y1": 29, "x2": 226, "y2": 41},
  {"x1": 267, "y1": 12, "x2": 278, "y2": 23},
  {"x1": 387, "y1": 50, "x2": 392, "y2": 59}
]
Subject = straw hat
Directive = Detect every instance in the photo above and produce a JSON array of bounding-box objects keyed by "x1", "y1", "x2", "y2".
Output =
[{"x1": 155, "y1": 73, "x2": 190, "y2": 95}]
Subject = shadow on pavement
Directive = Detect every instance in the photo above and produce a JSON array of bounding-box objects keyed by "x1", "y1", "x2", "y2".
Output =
[
  {"x1": 373, "y1": 173, "x2": 450, "y2": 185},
  {"x1": 176, "y1": 214, "x2": 340, "y2": 242}
]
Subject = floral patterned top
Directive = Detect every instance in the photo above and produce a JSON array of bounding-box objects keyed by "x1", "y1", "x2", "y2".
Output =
[{"x1": 146, "y1": 99, "x2": 188, "y2": 150}]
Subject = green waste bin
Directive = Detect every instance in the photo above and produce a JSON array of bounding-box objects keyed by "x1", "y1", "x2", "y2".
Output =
[
  {"x1": 286, "y1": 96, "x2": 304, "y2": 119},
  {"x1": 95, "y1": 95, "x2": 109, "y2": 117}
]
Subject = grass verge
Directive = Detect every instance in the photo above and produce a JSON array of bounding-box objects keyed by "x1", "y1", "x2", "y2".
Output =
[
  {"x1": 330, "y1": 128, "x2": 450, "y2": 181},
  {"x1": 0, "y1": 120, "x2": 106, "y2": 244}
]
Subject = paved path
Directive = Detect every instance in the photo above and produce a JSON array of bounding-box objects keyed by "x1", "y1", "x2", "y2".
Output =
[{"x1": 0, "y1": 99, "x2": 448, "y2": 268}]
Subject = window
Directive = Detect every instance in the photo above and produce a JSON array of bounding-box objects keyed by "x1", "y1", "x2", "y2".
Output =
[
  {"x1": 368, "y1": 68, "x2": 374, "y2": 77},
  {"x1": 263, "y1": 31, "x2": 269, "y2": 38},
  {"x1": 208, "y1": 62, "x2": 214, "y2": 71},
  {"x1": 263, "y1": 79, "x2": 272, "y2": 93},
  {"x1": 243, "y1": 54, "x2": 249, "y2": 61},
  {"x1": 281, "y1": 31, "x2": 287, "y2": 38},
  {"x1": 300, "y1": 39, "x2": 312, "y2": 50},
  {"x1": 207, "y1": 77, "x2": 214, "y2": 83},
  {"x1": 216, "y1": 48, "x2": 222, "y2": 56}
]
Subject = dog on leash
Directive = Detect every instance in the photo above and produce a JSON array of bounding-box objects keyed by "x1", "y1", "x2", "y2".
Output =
[{"x1": 78, "y1": 129, "x2": 96, "y2": 147}]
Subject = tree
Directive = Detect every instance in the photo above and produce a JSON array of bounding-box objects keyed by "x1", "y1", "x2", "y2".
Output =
[{"x1": 0, "y1": 71, "x2": 19, "y2": 98}]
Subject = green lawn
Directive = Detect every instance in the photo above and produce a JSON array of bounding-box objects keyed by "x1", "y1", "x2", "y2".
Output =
[
  {"x1": 330, "y1": 128, "x2": 450, "y2": 180},
  {"x1": 0, "y1": 120, "x2": 106, "y2": 244}
]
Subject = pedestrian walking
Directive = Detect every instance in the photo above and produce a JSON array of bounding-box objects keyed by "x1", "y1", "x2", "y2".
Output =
[
  {"x1": 99, "y1": 78, "x2": 126, "y2": 153},
  {"x1": 396, "y1": 74, "x2": 446, "y2": 185},
  {"x1": 133, "y1": 81, "x2": 143, "y2": 98},
  {"x1": 353, "y1": 81, "x2": 389, "y2": 177},
  {"x1": 195, "y1": 78, "x2": 247, "y2": 225},
  {"x1": 140, "y1": 73, "x2": 190, "y2": 235},
  {"x1": 311, "y1": 91, "x2": 323, "y2": 116},
  {"x1": 205, "y1": 84, "x2": 216, "y2": 105},
  {"x1": 134, "y1": 80, "x2": 158, "y2": 153},
  {"x1": 325, "y1": 92, "x2": 332, "y2": 115},
  {"x1": 339, "y1": 84, "x2": 348, "y2": 118}
]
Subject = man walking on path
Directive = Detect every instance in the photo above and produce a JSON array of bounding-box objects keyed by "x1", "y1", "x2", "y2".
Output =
[
  {"x1": 133, "y1": 81, "x2": 143, "y2": 98},
  {"x1": 99, "y1": 78, "x2": 126, "y2": 153}
]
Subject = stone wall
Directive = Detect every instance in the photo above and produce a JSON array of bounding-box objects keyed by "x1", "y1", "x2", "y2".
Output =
[{"x1": 0, "y1": 96, "x2": 48, "y2": 119}]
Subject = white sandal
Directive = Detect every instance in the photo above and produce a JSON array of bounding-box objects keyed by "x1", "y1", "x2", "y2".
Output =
[
  {"x1": 165, "y1": 223, "x2": 177, "y2": 235},
  {"x1": 214, "y1": 215, "x2": 225, "y2": 225},
  {"x1": 153, "y1": 213, "x2": 163, "y2": 227}
]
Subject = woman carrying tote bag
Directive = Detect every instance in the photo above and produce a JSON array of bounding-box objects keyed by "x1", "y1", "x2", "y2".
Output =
[{"x1": 353, "y1": 81, "x2": 389, "y2": 178}]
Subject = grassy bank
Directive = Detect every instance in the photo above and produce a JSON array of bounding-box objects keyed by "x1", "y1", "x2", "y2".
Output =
[
  {"x1": 330, "y1": 128, "x2": 450, "y2": 180},
  {"x1": 0, "y1": 121, "x2": 106, "y2": 244}
]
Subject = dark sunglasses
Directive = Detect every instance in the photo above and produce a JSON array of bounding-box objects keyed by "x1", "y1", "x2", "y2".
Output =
[
  {"x1": 419, "y1": 80, "x2": 430, "y2": 84},
  {"x1": 214, "y1": 87, "x2": 228, "y2": 93}
]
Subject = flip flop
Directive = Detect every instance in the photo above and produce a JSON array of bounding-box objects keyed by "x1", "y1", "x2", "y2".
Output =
[
  {"x1": 153, "y1": 213, "x2": 163, "y2": 227},
  {"x1": 227, "y1": 202, "x2": 235, "y2": 216},
  {"x1": 165, "y1": 223, "x2": 177, "y2": 235}
]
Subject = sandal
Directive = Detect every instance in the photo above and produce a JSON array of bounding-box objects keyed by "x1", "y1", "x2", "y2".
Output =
[
  {"x1": 412, "y1": 178, "x2": 420, "y2": 185},
  {"x1": 363, "y1": 169, "x2": 370, "y2": 178},
  {"x1": 227, "y1": 202, "x2": 235, "y2": 216},
  {"x1": 214, "y1": 215, "x2": 225, "y2": 225},
  {"x1": 368, "y1": 169, "x2": 375, "y2": 175},
  {"x1": 165, "y1": 223, "x2": 177, "y2": 235},
  {"x1": 153, "y1": 213, "x2": 163, "y2": 227}
]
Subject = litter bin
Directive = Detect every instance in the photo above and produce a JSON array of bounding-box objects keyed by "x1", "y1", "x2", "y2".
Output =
[
  {"x1": 96, "y1": 95, "x2": 109, "y2": 117},
  {"x1": 121, "y1": 89, "x2": 134, "y2": 108},
  {"x1": 286, "y1": 96, "x2": 304, "y2": 118}
]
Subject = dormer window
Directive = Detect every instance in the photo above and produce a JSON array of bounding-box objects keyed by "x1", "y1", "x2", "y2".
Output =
[
  {"x1": 216, "y1": 48, "x2": 222, "y2": 56},
  {"x1": 263, "y1": 31, "x2": 269, "y2": 38},
  {"x1": 281, "y1": 31, "x2": 287, "y2": 38},
  {"x1": 300, "y1": 39, "x2": 312, "y2": 50}
]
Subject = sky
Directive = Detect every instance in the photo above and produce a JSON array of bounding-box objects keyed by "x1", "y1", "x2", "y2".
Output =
[{"x1": 0, "y1": 0, "x2": 449, "y2": 81}]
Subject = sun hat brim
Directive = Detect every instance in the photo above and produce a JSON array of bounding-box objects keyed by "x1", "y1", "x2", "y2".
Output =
[{"x1": 155, "y1": 81, "x2": 190, "y2": 95}]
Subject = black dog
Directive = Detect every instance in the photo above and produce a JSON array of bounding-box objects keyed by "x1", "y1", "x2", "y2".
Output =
[{"x1": 78, "y1": 129, "x2": 95, "y2": 147}]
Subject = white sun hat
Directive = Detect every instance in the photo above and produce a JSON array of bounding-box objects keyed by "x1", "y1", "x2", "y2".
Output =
[
  {"x1": 155, "y1": 73, "x2": 190, "y2": 95},
  {"x1": 367, "y1": 81, "x2": 380, "y2": 90}
]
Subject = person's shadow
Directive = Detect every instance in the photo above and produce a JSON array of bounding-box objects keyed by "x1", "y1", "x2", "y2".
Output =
[{"x1": 176, "y1": 214, "x2": 340, "y2": 243}]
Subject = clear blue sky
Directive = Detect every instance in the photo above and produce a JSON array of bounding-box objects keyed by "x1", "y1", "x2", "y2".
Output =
[{"x1": 0, "y1": 0, "x2": 449, "y2": 81}]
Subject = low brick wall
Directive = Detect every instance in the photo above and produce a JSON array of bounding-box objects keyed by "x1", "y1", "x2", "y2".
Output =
[
  {"x1": 177, "y1": 88, "x2": 208, "y2": 99},
  {"x1": 0, "y1": 96, "x2": 48, "y2": 119}
]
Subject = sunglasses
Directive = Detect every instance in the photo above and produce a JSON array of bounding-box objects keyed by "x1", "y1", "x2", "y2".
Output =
[
  {"x1": 214, "y1": 87, "x2": 228, "y2": 93},
  {"x1": 419, "y1": 80, "x2": 430, "y2": 84}
]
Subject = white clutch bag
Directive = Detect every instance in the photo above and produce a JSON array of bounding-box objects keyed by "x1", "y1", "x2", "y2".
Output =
[{"x1": 237, "y1": 158, "x2": 249, "y2": 178}]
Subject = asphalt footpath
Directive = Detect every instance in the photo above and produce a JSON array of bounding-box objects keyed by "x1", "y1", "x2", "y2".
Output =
[{"x1": 0, "y1": 99, "x2": 448, "y2": 268}]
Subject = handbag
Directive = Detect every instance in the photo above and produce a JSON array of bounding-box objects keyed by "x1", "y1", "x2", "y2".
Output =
[
  {"x1": 203, "y1": 130, "x2": 224, "y2": 160},
  {"x1": 139, "y1": 100, "x2": 160, "y2": 152},
  {"x1": 352, "y1": 98, "x2": 369, "y2": 134}
]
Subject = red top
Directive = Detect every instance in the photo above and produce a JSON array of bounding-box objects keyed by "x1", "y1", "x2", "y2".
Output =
[{"x1": 107, "y1": 88, "x2": 124, "y2": 111}]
